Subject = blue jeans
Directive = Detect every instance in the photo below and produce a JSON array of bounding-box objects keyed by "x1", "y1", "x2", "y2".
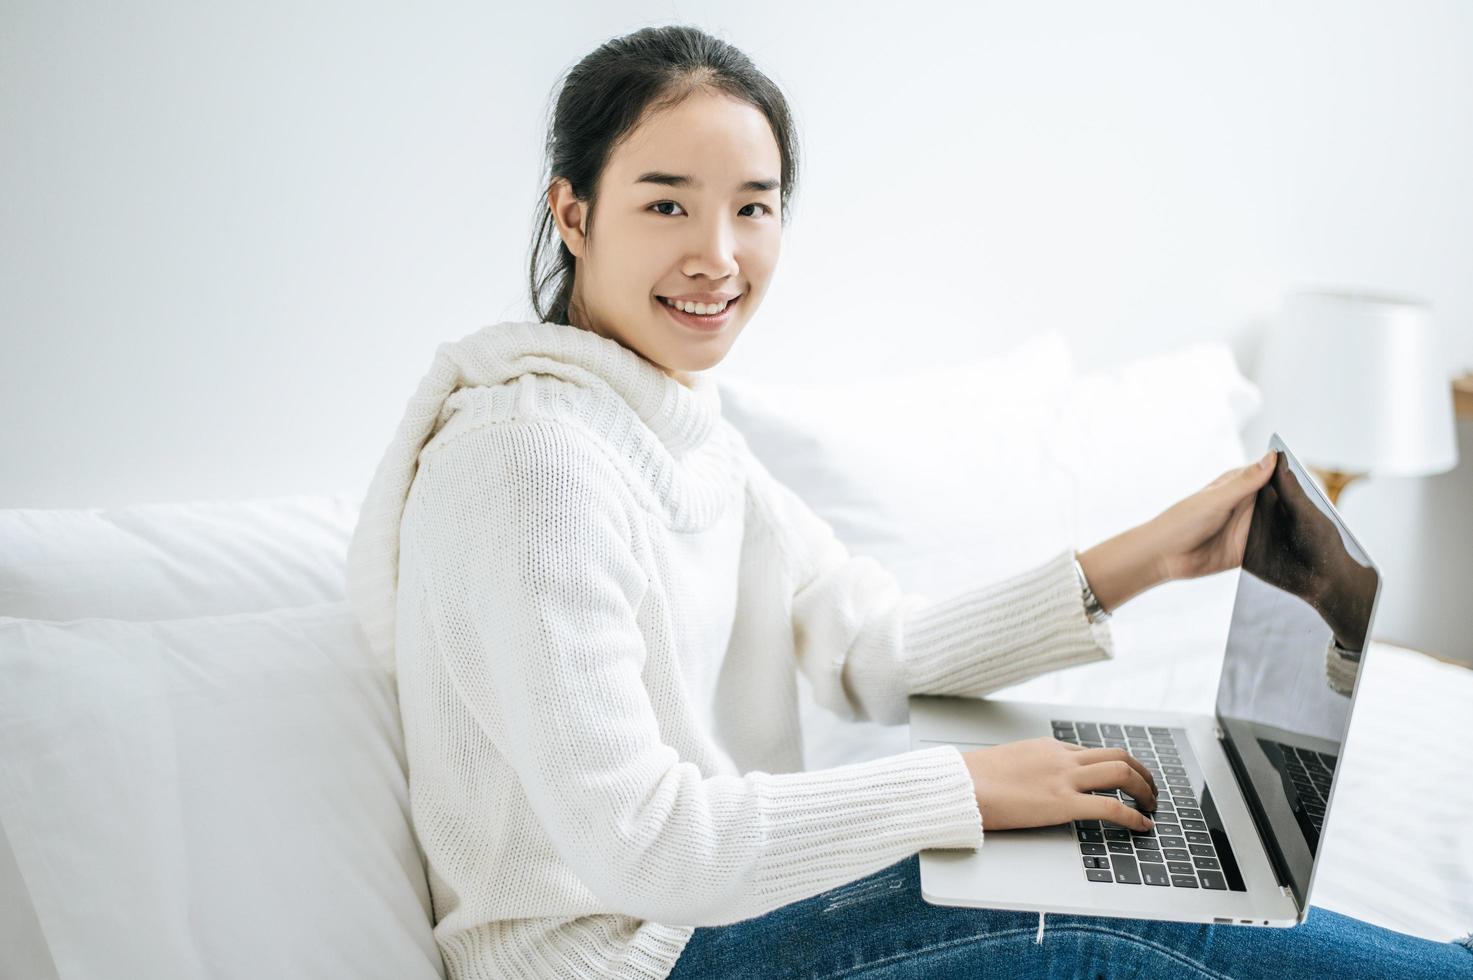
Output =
[{"x1": 667, "y1": 855, "x2": 1473, "y2": 979}]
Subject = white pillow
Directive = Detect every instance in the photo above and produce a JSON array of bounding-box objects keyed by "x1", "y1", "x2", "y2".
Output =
[
  {"x1": 718, "y1": 329, "x2": 1080, "y2": 599},
  {"x1": 0, "y1": 495, "x2": 361, "y2": 621},
  {"x1": 1049, "y1": 343, "x2": 1263, "y2": 549},
  {"x1": 0, "y1": 601, "x2": 443, "y2": 980}
]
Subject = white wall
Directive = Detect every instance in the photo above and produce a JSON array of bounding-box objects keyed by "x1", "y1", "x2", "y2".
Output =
[
  {"x1": 3, "y1": 1, "x2": 1469, "y2": 508},
  {"x1": 2, "y1": 2, "x2": 1470, "y2": 656}
]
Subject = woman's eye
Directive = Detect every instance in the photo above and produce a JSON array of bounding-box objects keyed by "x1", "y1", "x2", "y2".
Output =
[{"x1": 649, "y1": 201, "x2": 773, "y2": 218}]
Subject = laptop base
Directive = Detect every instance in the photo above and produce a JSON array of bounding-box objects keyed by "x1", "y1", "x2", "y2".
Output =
[{"x1": 909, "y1": 695, "x2": 1301, "y2": 927}]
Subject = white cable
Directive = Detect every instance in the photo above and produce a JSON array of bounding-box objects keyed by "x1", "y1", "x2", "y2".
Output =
[{"x1": 1035, "y1": 911, "x2": 1046, "y2": 944}]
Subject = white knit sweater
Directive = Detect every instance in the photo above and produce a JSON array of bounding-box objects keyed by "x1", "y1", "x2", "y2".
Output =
[{"x1": 345, "y1": 320, "x2": 1116, "y2": 980}]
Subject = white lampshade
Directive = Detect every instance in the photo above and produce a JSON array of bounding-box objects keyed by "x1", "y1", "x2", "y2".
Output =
[{"x1": 1257, "y1": 288, "x2": 1460, "y2": 477}]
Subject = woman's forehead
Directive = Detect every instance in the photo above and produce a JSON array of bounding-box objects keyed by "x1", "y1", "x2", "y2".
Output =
[{"x1": 609, "y1": 96, "x2": 781, "y2": 185}]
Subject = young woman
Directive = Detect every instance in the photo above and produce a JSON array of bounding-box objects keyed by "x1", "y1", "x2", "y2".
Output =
[{"x1": 346, "y1": 24, "x2": 1473, "y2": 980}]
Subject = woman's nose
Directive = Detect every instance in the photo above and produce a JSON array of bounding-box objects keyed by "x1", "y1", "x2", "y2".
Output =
[{"x1": 682, "y1": 218, "x2": 739, "y2": 279}]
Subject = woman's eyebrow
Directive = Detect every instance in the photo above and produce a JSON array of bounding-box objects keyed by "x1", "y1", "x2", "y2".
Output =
[{"x1": 635, "y1": 171, "x2": 779, "y2": 192}]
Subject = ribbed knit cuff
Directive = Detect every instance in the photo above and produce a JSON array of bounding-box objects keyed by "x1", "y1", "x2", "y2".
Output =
[
  {"x1": 902, "y1": 547, "x2": 1114, "y2": 699},
  {"x1": 747, "y1": 744, "x2": 981, "y2": 908}
]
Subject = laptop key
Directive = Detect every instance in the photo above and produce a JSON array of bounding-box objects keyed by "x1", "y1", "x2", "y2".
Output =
[
  {"x1": 1112, "y1": 854, "x2": 1142, "y2": 884},
  {"x1": 1080, "y1": 842, "x2": 1107, "y2": 855},
  {"x1": 1163, "y1": 848, "x2": 1191, "y2": 861},
  {"x1": 1133, "y1": 838, "x2": 1160, "y2": 850},
  {"x1": 1142, "y1": 865, "x2": 1171, "y2": 886},
  {"x1": 1170, "y1": 874, "x2": 1199, "y2": 888},
  {"x1": 1158, "y1": 836, "x2": 1186, "y2": 848},
  {"x1": 1103, "y1": 829, "x2": 1132, "y2": 842},
  {"x1": 1083, "y1": 856, "x2": 1109, "y2": 869},
  {"x1": 1086, "y1": 868, "x2": 1113, "y2": 882},
  {"x1": 1136, "y1": 850, "x2": 1164, "y2": 865},
  {"x1": 1078, "y1": 829, "x2": 1104, "y2": 843},
  {"x1": 1198, "y1": 870, "x2": 1228, "y2": 890},
  {"x1": 1185, "y1": 831, "x2": 1213, "y2": 845},
  {"x1": 1194, "y1": 856, "x2": 1221, "y2": 870},
  {"x1": 1167, "y1": 861, "x2": 1194, "y2": 875},
  {"x1": 1108, "y1": 841, "x2": 1134, "y2": 855},
  {"x1": 1189, "y1": 844, "x2": 1216, "y2": 858}
]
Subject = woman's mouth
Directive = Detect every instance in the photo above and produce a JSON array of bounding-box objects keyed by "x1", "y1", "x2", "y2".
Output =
[{"x1": 656, "y1": 293, "x2": 742, "y2": 332}]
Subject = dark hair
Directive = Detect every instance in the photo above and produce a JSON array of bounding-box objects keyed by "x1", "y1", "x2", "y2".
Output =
[{"x1": 527, "y1": 25, "x2": 800, "y2": 326}]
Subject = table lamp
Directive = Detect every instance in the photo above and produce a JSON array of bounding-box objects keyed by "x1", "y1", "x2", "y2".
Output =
[{"x1": 1256, "y1": 288, "x2": 1460, "y2": 506}]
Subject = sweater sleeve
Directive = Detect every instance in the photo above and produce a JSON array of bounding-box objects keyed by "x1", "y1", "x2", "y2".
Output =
[
  {"x1": 406, "y1": 419, "x2": 983, "y2": 927},
  {"x1": 751, "y1": 459, "x2": 1115, "y2": 726}
]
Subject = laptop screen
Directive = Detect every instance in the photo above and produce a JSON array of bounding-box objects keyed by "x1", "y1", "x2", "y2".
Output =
[{"x1": 1212, "y1": 432, "x2": 1380, "y2": 911}]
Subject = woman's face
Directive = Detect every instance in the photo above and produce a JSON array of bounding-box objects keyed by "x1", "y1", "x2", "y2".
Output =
[{"x1": 549, "y1": 90, "x2": 783, "y2": 387}]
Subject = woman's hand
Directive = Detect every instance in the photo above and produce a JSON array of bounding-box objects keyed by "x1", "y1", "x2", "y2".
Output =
[
  {"x1": 959, "y1": 738, "x2": 1158, "y2": 832},
  {"x1": 1143, "y1": 450, "x2": 1278, "y2": 583},
  {"x1": 1239, "y1": 452, "x2": 1378, "y2": 651}
]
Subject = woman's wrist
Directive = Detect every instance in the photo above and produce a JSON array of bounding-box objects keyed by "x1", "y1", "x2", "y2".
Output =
[{"x1": 1076, "y1": 524, "x2": 1169, "y2": 614}]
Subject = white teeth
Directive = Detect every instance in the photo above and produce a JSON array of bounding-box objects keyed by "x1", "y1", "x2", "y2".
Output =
[{"x1": 662, "y1": 296, "x2": 730, "y2": 315}]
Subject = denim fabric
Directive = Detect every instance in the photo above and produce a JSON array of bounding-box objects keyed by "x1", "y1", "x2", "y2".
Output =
[{"x1": 667, "y1": 855, "x2": 1473, "y2": 979}]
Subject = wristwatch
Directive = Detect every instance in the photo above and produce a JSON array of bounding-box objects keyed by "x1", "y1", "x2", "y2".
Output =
[
  {"x1": 1329, "y1": 635, "x2": 1362, "y2": 662},
  {"x1": 1072, "y1": 555, "x2": 1111, "y2": 625},
  {"x1": 1325, "y1": 635, "x2": 1360, "y2": 696}
]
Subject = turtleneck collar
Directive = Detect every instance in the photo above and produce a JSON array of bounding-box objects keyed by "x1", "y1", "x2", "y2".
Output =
[
  {"x1": 346, "y1": 319, "x2": 745, "y2": 671},
  {"x1": 458, "y1": 320, "x2": 724, "y2": 458}
]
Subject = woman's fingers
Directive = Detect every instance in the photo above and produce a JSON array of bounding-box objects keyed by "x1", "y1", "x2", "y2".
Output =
[
  {"x1": 1074, "y1": 758, "x2": 1157, "y2": 811},
  {"x1": 1073, "y1": 747, "x2": 1157, "y2": 797},
  {"x1": 1080, "y1": 792, "x2": 1155, "y2": 832}
]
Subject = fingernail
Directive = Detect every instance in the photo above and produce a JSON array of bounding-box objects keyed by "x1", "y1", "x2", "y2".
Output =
[{"x1": 1144, "y1": 816, "x2": 1154, "y2": 828}]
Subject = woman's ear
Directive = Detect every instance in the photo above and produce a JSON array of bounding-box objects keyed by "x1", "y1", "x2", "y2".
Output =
[{"x1": 548, "y1": 178, "x2": 589, "y2": 258}]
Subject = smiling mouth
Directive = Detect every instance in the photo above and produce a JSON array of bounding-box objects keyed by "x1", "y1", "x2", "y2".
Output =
[{"x1": 656, "y1": 294, "x2": 742, "y2": 314}]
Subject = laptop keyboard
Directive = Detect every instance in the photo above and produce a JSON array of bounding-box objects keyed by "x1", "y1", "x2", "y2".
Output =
[{"x1": 1052, "y1": 719, "x2": 1246, "y2": 892}]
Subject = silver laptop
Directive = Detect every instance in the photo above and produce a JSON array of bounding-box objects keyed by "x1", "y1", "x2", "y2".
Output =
[{"x1": 909, "y1": 432, "x2": 1382, "y2": 928}]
